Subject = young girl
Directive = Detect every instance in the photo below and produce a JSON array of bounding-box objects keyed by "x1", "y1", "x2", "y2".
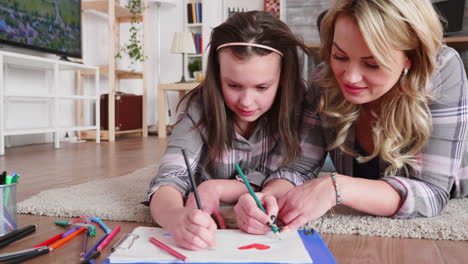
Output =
[
  {"x1": 234, "y1": 0, "x2": 468, "y2": 234},
  {"x1": 145, "y1": 11, "x2": 310, "y2": 250}
]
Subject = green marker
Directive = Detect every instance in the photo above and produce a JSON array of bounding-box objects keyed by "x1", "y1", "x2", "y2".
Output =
[
  {"x1": 3, "y1": 174, "x2": 13, "y2": 207},
  {"x1": 11, "y1": 174, "x2": 20, "y2": 183},
  {"x1": 234, "y1": 163, "x2": 281, "y2": 239},
  {"x1": 54, "y1": 220, "x2": 70, "y2": 227}
]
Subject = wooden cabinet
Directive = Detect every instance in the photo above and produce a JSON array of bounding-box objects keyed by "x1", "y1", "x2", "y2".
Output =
[{"x1": 80, "y1": 0, "x2": 149, "y2": 141}]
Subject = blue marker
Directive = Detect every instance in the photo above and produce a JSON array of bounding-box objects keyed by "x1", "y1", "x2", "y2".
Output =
[{"x1": 91, "y1": 217, "x2": 111, "y2": 234}]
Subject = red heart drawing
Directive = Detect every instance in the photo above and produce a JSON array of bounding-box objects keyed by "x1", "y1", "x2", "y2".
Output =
[{"x1": 238, "y1": 243, "x2": 271, "y2": 250}]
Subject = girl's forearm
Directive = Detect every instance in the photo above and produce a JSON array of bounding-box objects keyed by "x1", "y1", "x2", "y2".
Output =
[
  {"x1": 261, "y1": 179, "x2": 295, "y2": 198},
  {"x1": 337, "y1": 174, "x2": 402, "y2": 216},
  {"x1": 212, "y1": 180, "x2": 251, "y2": 204},
  {"x1": 150, "y1": 186, "x2": 185, "y2": 227}
]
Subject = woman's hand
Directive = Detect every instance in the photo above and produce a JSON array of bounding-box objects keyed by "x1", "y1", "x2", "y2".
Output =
[
  {"x1": 233, "y1": 192, "x2": 279, "y2": 234},
  {"x1": 185, "y1": 180, "x2": 227, "y2": 229},
  {"x1": 162, "y1": 207, "x2": 217, "y2": 250},
  {"x1": 277, "y1": 175, "x2": 336, "y2": 230}
]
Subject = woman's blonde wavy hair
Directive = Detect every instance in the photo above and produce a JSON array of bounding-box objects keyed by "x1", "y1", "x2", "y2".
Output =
[{"x1": 317, "y1": 0, "x2": 443, "y2": 176}]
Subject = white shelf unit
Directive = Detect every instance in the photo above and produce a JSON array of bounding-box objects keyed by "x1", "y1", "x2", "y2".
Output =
[
  {"x1": 0, "y1": 51, "x2": 100, "y2": 155},
  {"x1": 184, "y1": 0, "x2": 203, "y2": 82}
]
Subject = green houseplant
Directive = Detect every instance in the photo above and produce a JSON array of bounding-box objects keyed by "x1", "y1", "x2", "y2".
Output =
[
  {"x1": 115, "y1": 0, "x2": 145, "y2": 70},
  {"x1": 188, "y1": 59, "x2": 202, "y2": 78}
]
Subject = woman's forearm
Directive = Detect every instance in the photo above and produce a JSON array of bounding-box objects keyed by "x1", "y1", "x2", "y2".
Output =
[{"x1": 338, "y1": 174, "x2": 402, "y2": 216}]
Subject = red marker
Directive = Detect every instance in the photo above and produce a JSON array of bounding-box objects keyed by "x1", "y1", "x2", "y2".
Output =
[
  {"x1": 97, "y1": 225, "x2": 121, "y2": 252},
  {"x1": 149, "y1": 237, "x2": 188, "y2": 263},
  {"x1": 33, "y1": 233, "x2": 63, "y2": 248}
]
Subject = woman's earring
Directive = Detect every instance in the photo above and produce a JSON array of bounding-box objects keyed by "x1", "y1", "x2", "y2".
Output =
[{"x1": 403, "y1": 67, "x2": 409, "y2": 76}]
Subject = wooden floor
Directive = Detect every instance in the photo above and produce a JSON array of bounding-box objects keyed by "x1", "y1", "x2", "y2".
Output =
[{"x1": 0, "y1": 136, "x2": 467, "y2": 264}]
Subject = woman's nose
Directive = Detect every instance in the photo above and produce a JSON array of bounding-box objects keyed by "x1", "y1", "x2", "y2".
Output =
[{"x1": 343, "y1": 64, "x2": 363, "y2": 84}]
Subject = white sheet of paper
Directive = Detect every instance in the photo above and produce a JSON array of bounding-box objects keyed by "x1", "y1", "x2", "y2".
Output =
[{"x1": 109, "y1": 227, "x2": 313, "y2": 263}]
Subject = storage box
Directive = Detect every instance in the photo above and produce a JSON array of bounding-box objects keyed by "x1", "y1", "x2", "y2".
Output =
[{"x1": 100, "y1": 93, "x2": 143, "y2": 131}]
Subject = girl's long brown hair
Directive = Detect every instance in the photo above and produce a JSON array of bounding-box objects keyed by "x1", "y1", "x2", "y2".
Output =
[{"x1": 179, "y1": 11, "x2": 311, "y2": 164}]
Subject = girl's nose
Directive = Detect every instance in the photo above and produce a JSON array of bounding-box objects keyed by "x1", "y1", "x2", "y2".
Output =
[{"x1": 239, "y1": 89, "x2": 254, "y2": 107}]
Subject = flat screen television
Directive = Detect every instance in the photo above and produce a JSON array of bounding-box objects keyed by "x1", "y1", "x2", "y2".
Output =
[
  {"x1": 432, "y1": 0, "x2": 466, "y2": 35},
  {"x1": 0, "y1": 0, "x2": 82, "y2": 59}
]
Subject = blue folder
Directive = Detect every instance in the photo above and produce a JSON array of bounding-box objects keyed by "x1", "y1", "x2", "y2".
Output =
[{"x1": 102, "y1": 230, "x2": 336, "y2": 264}]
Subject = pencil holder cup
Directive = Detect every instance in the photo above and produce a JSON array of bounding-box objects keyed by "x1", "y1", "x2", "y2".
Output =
[{"x1": 0, "y1": 182, "x2": 17, "y2": 235}]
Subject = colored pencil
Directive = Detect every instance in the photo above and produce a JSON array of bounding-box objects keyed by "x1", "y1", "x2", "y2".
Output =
[
  {"x1": 33, "y1": 233, "x2": 64, "y2": 248},
  {"x1": 181, "y1": 148, "x2": 202, "y2": 210},
  {"x1": 49, "y1": 227, "x2": 86, "y2": 251},
  {"x1": 149, "y1": 237, "x2": 188, "y2": 263},
  {"x1": 97, "y1": 225, "x2": 121, "y2": 251},
  {"x1": 81, "y1": 233, "x2": 108, "y2": 261},
  {"x1": 235, "y1": 163, "x2": 281, "y2": 239},
  {"x1": 80, "y1": 229, "x2": 89, "y2": 257},
  {"x1": 111, "y1": 233, "x2": 129, "y2": 252},
  {"x1": 79, "y1": 250, "x2": 100, "y2": 264}
]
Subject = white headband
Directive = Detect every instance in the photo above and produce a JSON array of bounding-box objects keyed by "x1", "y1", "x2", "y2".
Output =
[{"x1": 216, "y1": 42, "x2": 284, "y2": 57}]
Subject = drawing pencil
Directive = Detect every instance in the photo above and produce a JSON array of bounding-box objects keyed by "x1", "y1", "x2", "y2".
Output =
[
  {"x1": 0, "y1": 226, "x2": 36, "y2": 249},
  {"x1": 0, "y1": 246, "x2": 48, "y2": 262},
  {"x1": 81, "y1": 233, "x2": 108, "y2": 261},
  {"x1": 235, "y1": 163, "x2": 281, "y2": 239},
  {"x1": 79, "y1": 250, "x2": 100, "y2": 264},
  {"x1": 181, "y1": 148, "x2": 203, "y2": 210},
  {"x1": 0, "y1": 225, "x2": 36, "y2": 244},
  {"x1": 149, "y1": 237, "x2": 188, "y2": 263},
  {"x1": 111, "y1": 233, "x2": 129, "y2": 252},
  {"x1": 5, "y1": 246, "x2": 49, "y2": 264},
  {"x1": 80, "y1": 229, "x2": 89, "y2": 257}
]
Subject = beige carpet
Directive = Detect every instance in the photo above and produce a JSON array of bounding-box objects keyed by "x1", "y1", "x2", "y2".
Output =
[{"x1": 17, "y1": 165, "x2": 468, "y2": 240}]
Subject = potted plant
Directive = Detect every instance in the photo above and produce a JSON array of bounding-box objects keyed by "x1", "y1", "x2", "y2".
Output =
[
  {"x1": 188, "y1": 59, "x2": 201, "y2": 78},
  {"x1": 115, "y1": 0, "x2": 145, "y2": 71}
]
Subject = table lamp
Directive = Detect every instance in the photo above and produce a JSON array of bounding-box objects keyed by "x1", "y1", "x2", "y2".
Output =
[{"x1": 171, "y1": 32, "x2": 196, "y2": 83}]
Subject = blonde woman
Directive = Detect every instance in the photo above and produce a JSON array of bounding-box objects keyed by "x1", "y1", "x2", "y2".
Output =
[{"x1": 234, "y1": 0, "x2": 468, "y2": 234}]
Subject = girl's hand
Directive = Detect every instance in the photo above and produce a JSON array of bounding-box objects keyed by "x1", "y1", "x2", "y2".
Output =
[
  {"x1": 233, "y1": 192, "x2": 279, "y2": 234},
  {"x1": 277, "y1": 176, "x2": 336, "y2": 231},
  {"x1": 185, "y1": 180, "x2": 227, "y2": 229},
  {"x1": 163, "y1": 207, "x2": 217, "y2": 250}
]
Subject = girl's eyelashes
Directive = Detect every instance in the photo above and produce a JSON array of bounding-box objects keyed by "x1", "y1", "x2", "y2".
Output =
[{"x1": 227, "y1": 84, "x2": 269, "y2": 89}]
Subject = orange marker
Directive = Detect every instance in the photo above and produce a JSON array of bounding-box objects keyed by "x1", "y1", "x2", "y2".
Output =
[{"x1": 49, "y1": 227, "x2": 87, "y2": 251}]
